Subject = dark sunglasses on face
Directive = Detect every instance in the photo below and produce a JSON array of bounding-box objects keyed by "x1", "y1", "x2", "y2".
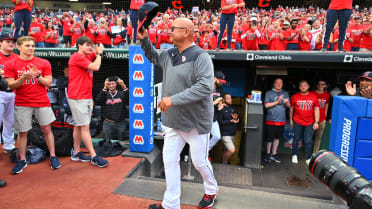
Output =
[{"x1": 170, "y1": 26, "x2": 188, "y2": 32}]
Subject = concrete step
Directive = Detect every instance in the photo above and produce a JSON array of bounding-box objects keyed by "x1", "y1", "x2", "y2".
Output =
[{"x1": 114, "y1": 176, "x2": 348, "y2": 209}]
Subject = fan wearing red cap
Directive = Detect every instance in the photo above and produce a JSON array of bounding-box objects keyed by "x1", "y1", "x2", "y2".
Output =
[{"x1": 345, "y1": 71, "x2": 372, "y2": 99}]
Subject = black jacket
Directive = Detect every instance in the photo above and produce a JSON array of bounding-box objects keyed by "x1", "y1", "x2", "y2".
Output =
[
  {"x1": 95, "y1": 89, "x2": 128, "y2": 122},
  {"x1": 0, "y1": 76, "x2": 8, "y2": 92},
  {"x1": 213, "y1": 87, "x2": 224, "y2": 122},
  {"x1": 218, "y1": 104, "x2": 237, "y2": 137}
]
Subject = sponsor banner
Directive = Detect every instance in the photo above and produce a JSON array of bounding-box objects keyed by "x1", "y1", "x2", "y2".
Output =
[
  {"x1": 329, "y1": 96, "x2": 368, "y2": 165},
  {"x1": 129, "y1": 45, "x2": 154, "y2": 153},
  {"x1": 10, "y1": 49, "x2": 372, "y2": 63},
  {"x1": 13, "y1": 48, "x2": 129, "y2": 60}
]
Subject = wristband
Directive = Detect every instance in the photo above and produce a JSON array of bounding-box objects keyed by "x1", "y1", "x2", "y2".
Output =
[
  {"x1": 36, "y1": 74, "x2": 41, "y2": 79},
  {"x1": 97, "y1": 53, "x2": 103, "y2": 57}
]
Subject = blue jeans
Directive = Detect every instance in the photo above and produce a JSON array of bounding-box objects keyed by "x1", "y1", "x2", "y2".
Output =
[
  {"x1": 350, "y1": 47, "x2": 360, "y2": 52},
  {"x1": 160, "y1": 43, "x2": 174, "y2": 49},
  {"x1": 323, "y1": 9, "x2": 352, "y2": 49},
  {"x1": 217, "y1": 13, "x2": 235, "y2": 49},
  {"x1": 35, "y1": 42, "x2": 45, "y2": 48},
  {"x1": 328, "y1": 43, "x2": 334, "y2": 51},
  {"x1": 286, "y1": 43, "x2": 299, "y2": 50},
  {"x1": 103, "y1": 119, "x2": 128, "y2": 141},
  {"x1": 44, "y1": 42, "x2": 57, "y2": 48},
  {"x1": 113, "y1": 43, "x2": 128, "y2": 48},
  {"x1": 130, "y1": 10, "x2": 138, "y2": 43},
  {"x1": 292, "y1": 121, "x2": 314, "y2": 159},
  {"x1": 235, "y1": 42, "x2": 242, "y2": 50},
  {"x1": 13, "y1": 9, "x2": 32, "y2": 38}
]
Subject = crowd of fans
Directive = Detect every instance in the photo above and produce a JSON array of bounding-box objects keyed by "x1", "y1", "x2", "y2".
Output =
[{"x1": 0, "y1": 5, "x2": 372, "y2": 51}]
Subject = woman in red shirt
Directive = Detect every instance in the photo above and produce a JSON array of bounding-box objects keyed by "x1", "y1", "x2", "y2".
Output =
[
  {"x1": 12, "y1": 0, "x2": 33, "y2": 38},
  {"x1": 70, "y1": 17, "x2": 84, "y2": 47},
  {"x1": 95, "y1": 18, "x2": 112, "y2": 48},
  {"x1": 199, "y1": 30, "x2": 217, "y2": 50},
  {"x1": 44, "y1": 21, "x2": 58, "y2": 48},
  {"x1": 268, "y1": 21, "x2": 285, "y2": 50},
  {"x1": 217, "y1": 0, "x2": 245, "y2": 50},
  {"x1": 112, "y1": 17, "x2": 127, "y2": 48},
  {"x1": 321, "y1": 0, "x2": 353, "y2": 52}
]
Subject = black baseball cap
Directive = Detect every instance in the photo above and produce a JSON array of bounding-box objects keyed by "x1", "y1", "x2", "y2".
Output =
[
  {"x1": 215, "y1": 71, "x2": 227, "y2": 83},
  {"x1": 0, "y1": 33, "x2": 17, "y2": 41},
  {"x1": 108, "y1": 76, "x2": 118, "y2": 82},
  {"x1": 138, "y1": 2, "x2": 159, "y2": 32},
  {"x1": 360, "y1": 71, "x2": 372, "y2": 80}
]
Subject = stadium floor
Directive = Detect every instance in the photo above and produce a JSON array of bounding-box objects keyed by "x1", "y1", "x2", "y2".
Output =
[{"x1": 0, "y1": 147, "x2": 197, "y2": 209}]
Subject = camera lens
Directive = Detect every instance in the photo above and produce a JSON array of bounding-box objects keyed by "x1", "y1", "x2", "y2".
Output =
[{"x1": 310, "y1": 151, "x2": 371, "y2": 204}]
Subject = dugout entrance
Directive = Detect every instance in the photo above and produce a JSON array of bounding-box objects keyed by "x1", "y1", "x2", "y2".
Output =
[{"x1": 26, "y1": 48, "x2": 370, "y2": 201}]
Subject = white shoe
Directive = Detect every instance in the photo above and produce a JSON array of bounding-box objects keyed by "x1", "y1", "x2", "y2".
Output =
[
  {"x1": 306, "y1": 159, "x2": 311, "y2": 166},
  {"x1": 291, "y1": 155, "x2": 298, "y2": 164}
]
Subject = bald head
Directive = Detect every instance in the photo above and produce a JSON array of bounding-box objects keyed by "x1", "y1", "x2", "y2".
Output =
[{"x1": 174, "y1": 18, "x2": 194, "y2": 31}]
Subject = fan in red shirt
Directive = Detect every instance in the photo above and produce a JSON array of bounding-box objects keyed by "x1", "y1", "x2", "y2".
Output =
[
  {"x1": 241, "y1": 18, "x2": 260, "y2": 50},
  {"x1": 258, "y1": 22, "x2": 270, "y2": 50},
  {"x1": 289, "y1": 80, "x2": 319, "y2": 164},
  {"x1": 232, "y1": 23, "x2": 242, "y2": 50},
  {"x1": 158, "y1": 14, "x2": 172, "y2": 30},
  {"x1": 61, "y1": 12, "x2": 73, "y2": 47},
  {"x1": 12, "y1": 0, "x2": 33, "y2": 38},
  {"x1": 284, "y1": 19, "x2": 300, "y2": 50},
  {"x1": 157, "y1": 24, "x2": 172, "y2": 49},
  {"x1": 268, "y1": 21, "x2": 285, "y2": 50},
  {"x1": 4, "y1": 36, "x2": 60, "y2": 174},
  {"x1": 349, "y1": 16, "x2": 364, "y2": 51},
  {"x1": 360, "y1": 19, "x2": 372, "y2": 52},
  {"x1": 70, "y1": 16, "x2": 85, "y2": 47},
  {"x1": 311, "y1": 80, "x2": 330, "y2": 154},
  {"x1": 199, "y1": 30, "x2": 217, "y2": 50},
  {"x1": 84, "y1": 19, "x2": 97, "y2": 44},
  {"x1": 28, "y1": 16, "x2": 45, "y2": 47},
  {"x1": 343, "y1": 27, "x2": 354, "y2": 51},
  {"x1": 298, "y1": 24, "x2": 312, "y2": 51},
  {"x1": 95, "y1": 18, "x2": 112, "y2": 48},
  {"x1": 148, "y1": 24, "x2": 157, "y2": 46},
  {"x1": 67, "y1": 36, "x2": 109, "y2": 168},
  {"x1": 44, "y1": 21, "x2": 58, "y2": 48},
  {"x1": 5, "y1": 16, "x2": 12, "y2": 27}
]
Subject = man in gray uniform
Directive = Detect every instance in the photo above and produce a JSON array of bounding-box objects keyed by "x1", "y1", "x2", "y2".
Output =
[
  {"x1": 264, "y1": 78, "x2": 290, "y2": 163},
  {"x1": 138, "y1": 18, "x2": 218, "y2": 209}
]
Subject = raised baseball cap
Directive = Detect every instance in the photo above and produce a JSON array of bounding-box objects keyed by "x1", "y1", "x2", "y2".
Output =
[
  {"x1": 215, "y1": 71, "x2": 227, "y2": 83},
  {"x1": 0, "y1": 33, "x2": 17, "y2": 41},
  {"x1": 360, "y1": 71, "x2": 372, "y2": 80},
  {"x1": 138, "y1": 1, "x2": 159, "y2": 32}
]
